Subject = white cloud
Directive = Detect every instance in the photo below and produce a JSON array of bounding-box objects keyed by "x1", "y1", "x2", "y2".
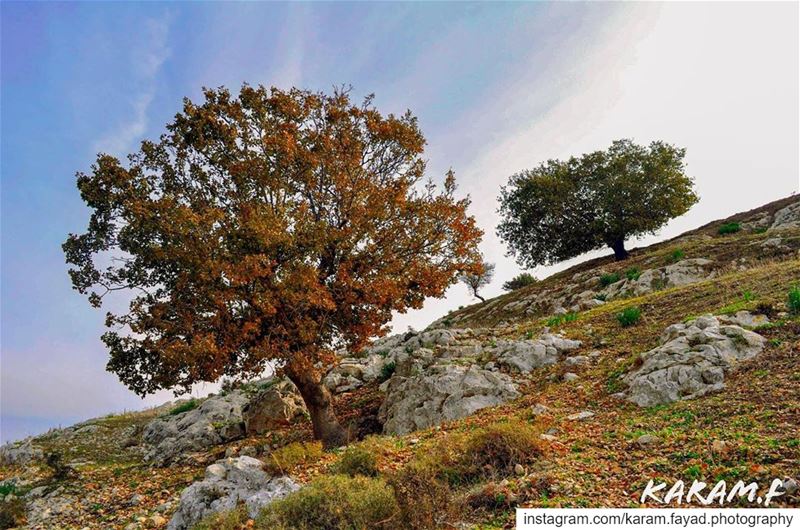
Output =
[
  {"x1": 390, "y1": 2, "x2": 799, "y2": 332},
  {"x1": 92, "y1": 15, "x2": 171, "y2": 156}
]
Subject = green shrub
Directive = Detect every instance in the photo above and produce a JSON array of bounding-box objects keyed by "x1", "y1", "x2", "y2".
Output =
[
  {"x1": 0, "y1": 496, "x2": 26, "y2": 529},
  {"x1": 754, "y1": 226, "x2": 768, "y2": 234},
  {"x1": 266, "y1": 441, "x2": 324, "y2": 475},
  {"x1": 616, "y1": 306, "x2": 642, "y2": 327},
  {"x1": 546, "y1": 312, "x2": 578, "y2": 327},
  {"x1": 668, "y1": 248, "x2": 685, "y2": 263},
  {"x1": 502, "y1": 273, "x2": 538, "y2": 291},
  {"x1": 718, "y1": 222, "x2": 741, "y2": 235},
  {"x1": 625, "y1": 267, "x2": 641, "y2": 281},
  {"x1": 388, "y1": 462, "x2": 458, "y2": 530},
  {"x1": 418, "y1": 419, "x2": 542, "y2": 486},
  {"x1": 0, "y1": 483, "x2": 16, "y2": 498},
  {"x1": 594, "y1": 293, "x2": 607, "y2": 301},
  {"x1": 331, "y1": 446, "x2": 378, "y2": 477},
  {"x1": 789, "y1": 285, "x2": 800, "y2": 315},
  {"x1": 599, "y1": 272, "x2": 621, "y2": 287},
  {"x1": 257, "y1": 475, "x2": 398, "y2": 530},
  {"x1": 192, "y1": 505, "x2": 249, "y2": 530},
  {"x1": 378, "y1": 361, "x2": 396, "y2": 383},
  {"x1": 167, "y1": 399, "x2": 198, "y2": 416}
]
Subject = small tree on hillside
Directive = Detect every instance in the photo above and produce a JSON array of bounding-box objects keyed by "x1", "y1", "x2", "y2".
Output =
[
  {"x1": 459, "y1": 261, "x2": 494, "y2": 302},
  {"x1": 502, "y1": 272, "x2": 537, "y2": 291},
  {"x1": 63, "y1": 86, "x2": 483, "y2": 447},
  {"x1": 497, "y1": 139, "x2": 698, "y2": 266}
]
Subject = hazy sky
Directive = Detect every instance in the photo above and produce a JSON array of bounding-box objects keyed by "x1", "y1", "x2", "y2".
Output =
[{"x1": 1, "y1": 2, "x2": 798, "y2": 443}]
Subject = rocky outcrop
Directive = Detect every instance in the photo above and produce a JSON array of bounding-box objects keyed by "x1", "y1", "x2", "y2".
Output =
[
  {"x1": 167, "y1": 456, "x2": 298, "y2": 530},
  {"x1": 602, "y1": 259, "x2": 714, "y2": 299},
  {"x1": 143, "y1": 378, "x2": 304, "y2": 465},
  {"x1": 242, "y1": 380, "x2": 307, "y2": 435},
  {"x1": 770, "y1": 200, "x2": 800, "y2": 231},
  {"x1": 0, "y1": 439, "x2": 43, "y2": 466},
  {"x1": 379, "y1": 364, "x2": 520, "y2": 435},
  {"x1": 491, "y1": 333, "x2": 582, "y2": 373},
  {"x1": 623, "y1": 315, "x2": 765, "y2": 407}
]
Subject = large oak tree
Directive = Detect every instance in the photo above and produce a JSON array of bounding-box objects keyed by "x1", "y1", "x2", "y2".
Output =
[
  {"x1": 497, "y1": 139, "x2": 698, "y2": 266},
  {"x1": 64, "y1": 86, "x2": 483, "y2": 447}
]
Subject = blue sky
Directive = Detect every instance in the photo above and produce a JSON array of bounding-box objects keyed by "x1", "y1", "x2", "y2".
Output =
[{"x1": 1, "y1": 2, "x2": 798, "y2": 444}]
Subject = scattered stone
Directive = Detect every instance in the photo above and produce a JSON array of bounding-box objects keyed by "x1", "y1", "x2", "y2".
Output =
[
  {"x1": 514, "y1": 463, "x2": 525, "y2": 476},
  {"x1": 567, "y1": 411, "x2": 595, "y2": 421},
  {"x1": 563, "y1": 372, "x2": 579, "y2": 382},
  {"x1": 531, "y1": 404, "x2": 550, "y2": 416},
  {"x1": 167, "y1": 456, "x2": 299, "y2": 530},
  {"x1": 782, "y1": 477, "x2": 798, "y2": 495},
  {"x1": 540, "y1": 434, "x2": 557, "y2": 441},
  {"x1": 239, "y1": 445, "x2": 257, "y2": 457},
  {"x1": 623, "y1": 316, "x2": 765, "y2": 407},
  {"x1": 564, "y1": 356, "x2": 589, "y2": 366},
  {"x1": 379, "y1": 364, "x2": 520, "y2": 435},
  {"x1": 636, "y1": 434, "x2": 659, "y2": 447},
  {"x1": 718, "y1": 310, "x2": 769, "y2": 329}
]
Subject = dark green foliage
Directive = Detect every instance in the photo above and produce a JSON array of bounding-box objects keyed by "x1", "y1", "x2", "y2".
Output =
[
  {"x1": 600, "y1": 272, "x2": 621, "y2": 287},
  {"x1": 167, "y1": 399, "x2": 198, "y2": 416},
  {"x1": 502, "y1": 272, "x2": 538, "y2": 291},
  {"x1": 789, "y1": 285, "x2": 800, "y2": 315},
  {"x1": 625, "y1": 267, "x2": 641, "y2": 281},
  {"x1": 331, "y1": 446, "x2": 378, "y2": 477},
  {"x1": 718, "y1": 222, "x2": 741, "y2": 235},
  {"x1": 616, "y1": 306, "x2": 642, "y2": 327},
  {"x1": 45, "y1": 452, "x2": 75, "y2": 481},
  {"x1": 546, "y1": 312, "x2": 578, "y2": 327},
  {"x1": 0, "y1": 497, "x2": 26, "y2": 529},
  {"x1": 668, "y1": 248, "x2": 685, "y2": 263},
  {"x1": 498, "y1": 139, "x2": 698, "y2": 266},
  {"x1": 0, "y1": 484, "x2": 15, "y2": 497},
  {"x1": 378, "y1": 361, "x2": 396, "y2": 383},
  {"x1": 257, "y1": 475, "x2": 399, "y2": 530}
]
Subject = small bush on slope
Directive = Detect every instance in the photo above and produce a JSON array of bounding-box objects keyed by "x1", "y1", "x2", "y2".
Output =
[
  {"x1": 265, "y1": 441, "x2": 324, "y2": 475},
  {"x1": 718, "y1": 222, "x2": 741, "y2": 235},
  {"x1": 616, "y1": 306, "x2": 642, "y2": 327},
  {"x1": 192, "y1": 505, "x2": 249, "y2": 530},
  {"x1": 503, "y1": 273, "x2": 538, "y2": 291},
  {"x1": 415, "y1": 419, "x2": 542, "y2": 486},
  {"x1": 256, "y1": 475, "x2": 398, "y2": 530},
  {"x1": 331, "y1": 446, "x2": 378, "y2": 477},
  {"x1": 788, "y1": 285, "x2": 800, "y2": 315},
  {"x1": 599, "y1": 272, "x2": 621, "y2": 287}
]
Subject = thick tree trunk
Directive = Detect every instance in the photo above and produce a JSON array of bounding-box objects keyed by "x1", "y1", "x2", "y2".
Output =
[
  {"x1": 285, "y1": 363, "x2": 348, "y2": 448},
  {"x1": 610, "y1": 238, "x2": 629, "y2": 261}
]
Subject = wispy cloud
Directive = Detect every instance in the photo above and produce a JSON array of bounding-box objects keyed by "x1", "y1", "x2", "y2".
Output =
[{"x1": 92, "y1": 14, "x2": 171, "y2": 156}]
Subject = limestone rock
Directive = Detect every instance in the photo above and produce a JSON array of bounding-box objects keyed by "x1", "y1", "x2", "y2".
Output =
[
  {"x1": 770, "y1": 199, "x2": 800, "y2": 231},
  {"x1": 379, "y1": 364, "x2": 520, "y2": 435},
  {"x1": 718, "y1": 310, "x2": 769, "y2": 328},
  {"x1": 143, "y1": 392, "x2": 249, "y2": 466},
  {"x1": 492, "y1": 333, "x2": 581, "y2": 373},
  {"x1": 167, "y1": 456, "x2": 298, "y2": 530},
  {"x1": 242, "y1": 380, "x2": 306, "y2": 435},
  {"x1": 566, "y1": 411, "x2": 595, "y2": 421},
  {"x1": 0, "y1": 439, "x2": 43, "y2": 466},
  {"x1": 624, "y1": 315, "x2": 765, "y2": 407}
]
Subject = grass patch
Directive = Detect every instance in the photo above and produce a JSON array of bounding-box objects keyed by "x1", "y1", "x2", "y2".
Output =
[
  {"x1": 625, "y1": 267, "x2": 641, "y2": 281},
  {"x1": 265, "y1": 441, "x2": 324, "y2": 475},
  {"x1": 668, "y1": 248, "x2": 685, "y2": 263},
  {"x1": 546, "y1": 312, "x2": 578, "y2": 327},
  {"x1": 616, "y1": 306, "x2": 642, "y2": 327},
  {"x1": 167, "y1": 399, "x2": 198, "y2": 416},
  {"x1": 257, "y1": 475, "x2": 398, "y2": 530},
  {"x1": 330, "y1": 446, "x2": 378, "y2": 477},
  {"x1": 378, "y1": 361, "x2": 396, "y2": 383},
  {"x1": 788, "y1": 285, "x2": 800, "y2": 315},
  {"x1": 600, "y1": 272, "x2": 621, "y2": 287},
  {"x1": 718, "y1": 222, "x2": 741, "y2": 235}
]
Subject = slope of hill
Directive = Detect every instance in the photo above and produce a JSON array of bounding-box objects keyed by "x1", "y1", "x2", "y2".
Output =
[{"x1": 1, "y1": 195, "x2": 799, "y2": 529}]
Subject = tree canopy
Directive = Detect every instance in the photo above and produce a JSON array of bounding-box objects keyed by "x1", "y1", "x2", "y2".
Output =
[
  {"x1": 63, "y1": 85, "x2": 483, "y2": 446},
  {"x1": 497, "y1": 139, "x2": 698, "y2": 266},
  {"x1": 459, "y1": 261, "x2": 494, "y2": 302}
]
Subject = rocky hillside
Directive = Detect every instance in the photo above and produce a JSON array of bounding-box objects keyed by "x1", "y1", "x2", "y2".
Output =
[{"x1": 2, "y1": 195, "x2": 799, "y2": 529}]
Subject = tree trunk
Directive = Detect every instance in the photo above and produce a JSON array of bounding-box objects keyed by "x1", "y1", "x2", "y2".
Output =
[
  {"x1": 610, "y1": 238, "x2": 629, "y2": 261},
  {"x1": 476, "y1": 294, "x2": 486, "y2": 303},
  {"x1": 285, "y1": 363, "x2": 348, "y2": 448}
]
